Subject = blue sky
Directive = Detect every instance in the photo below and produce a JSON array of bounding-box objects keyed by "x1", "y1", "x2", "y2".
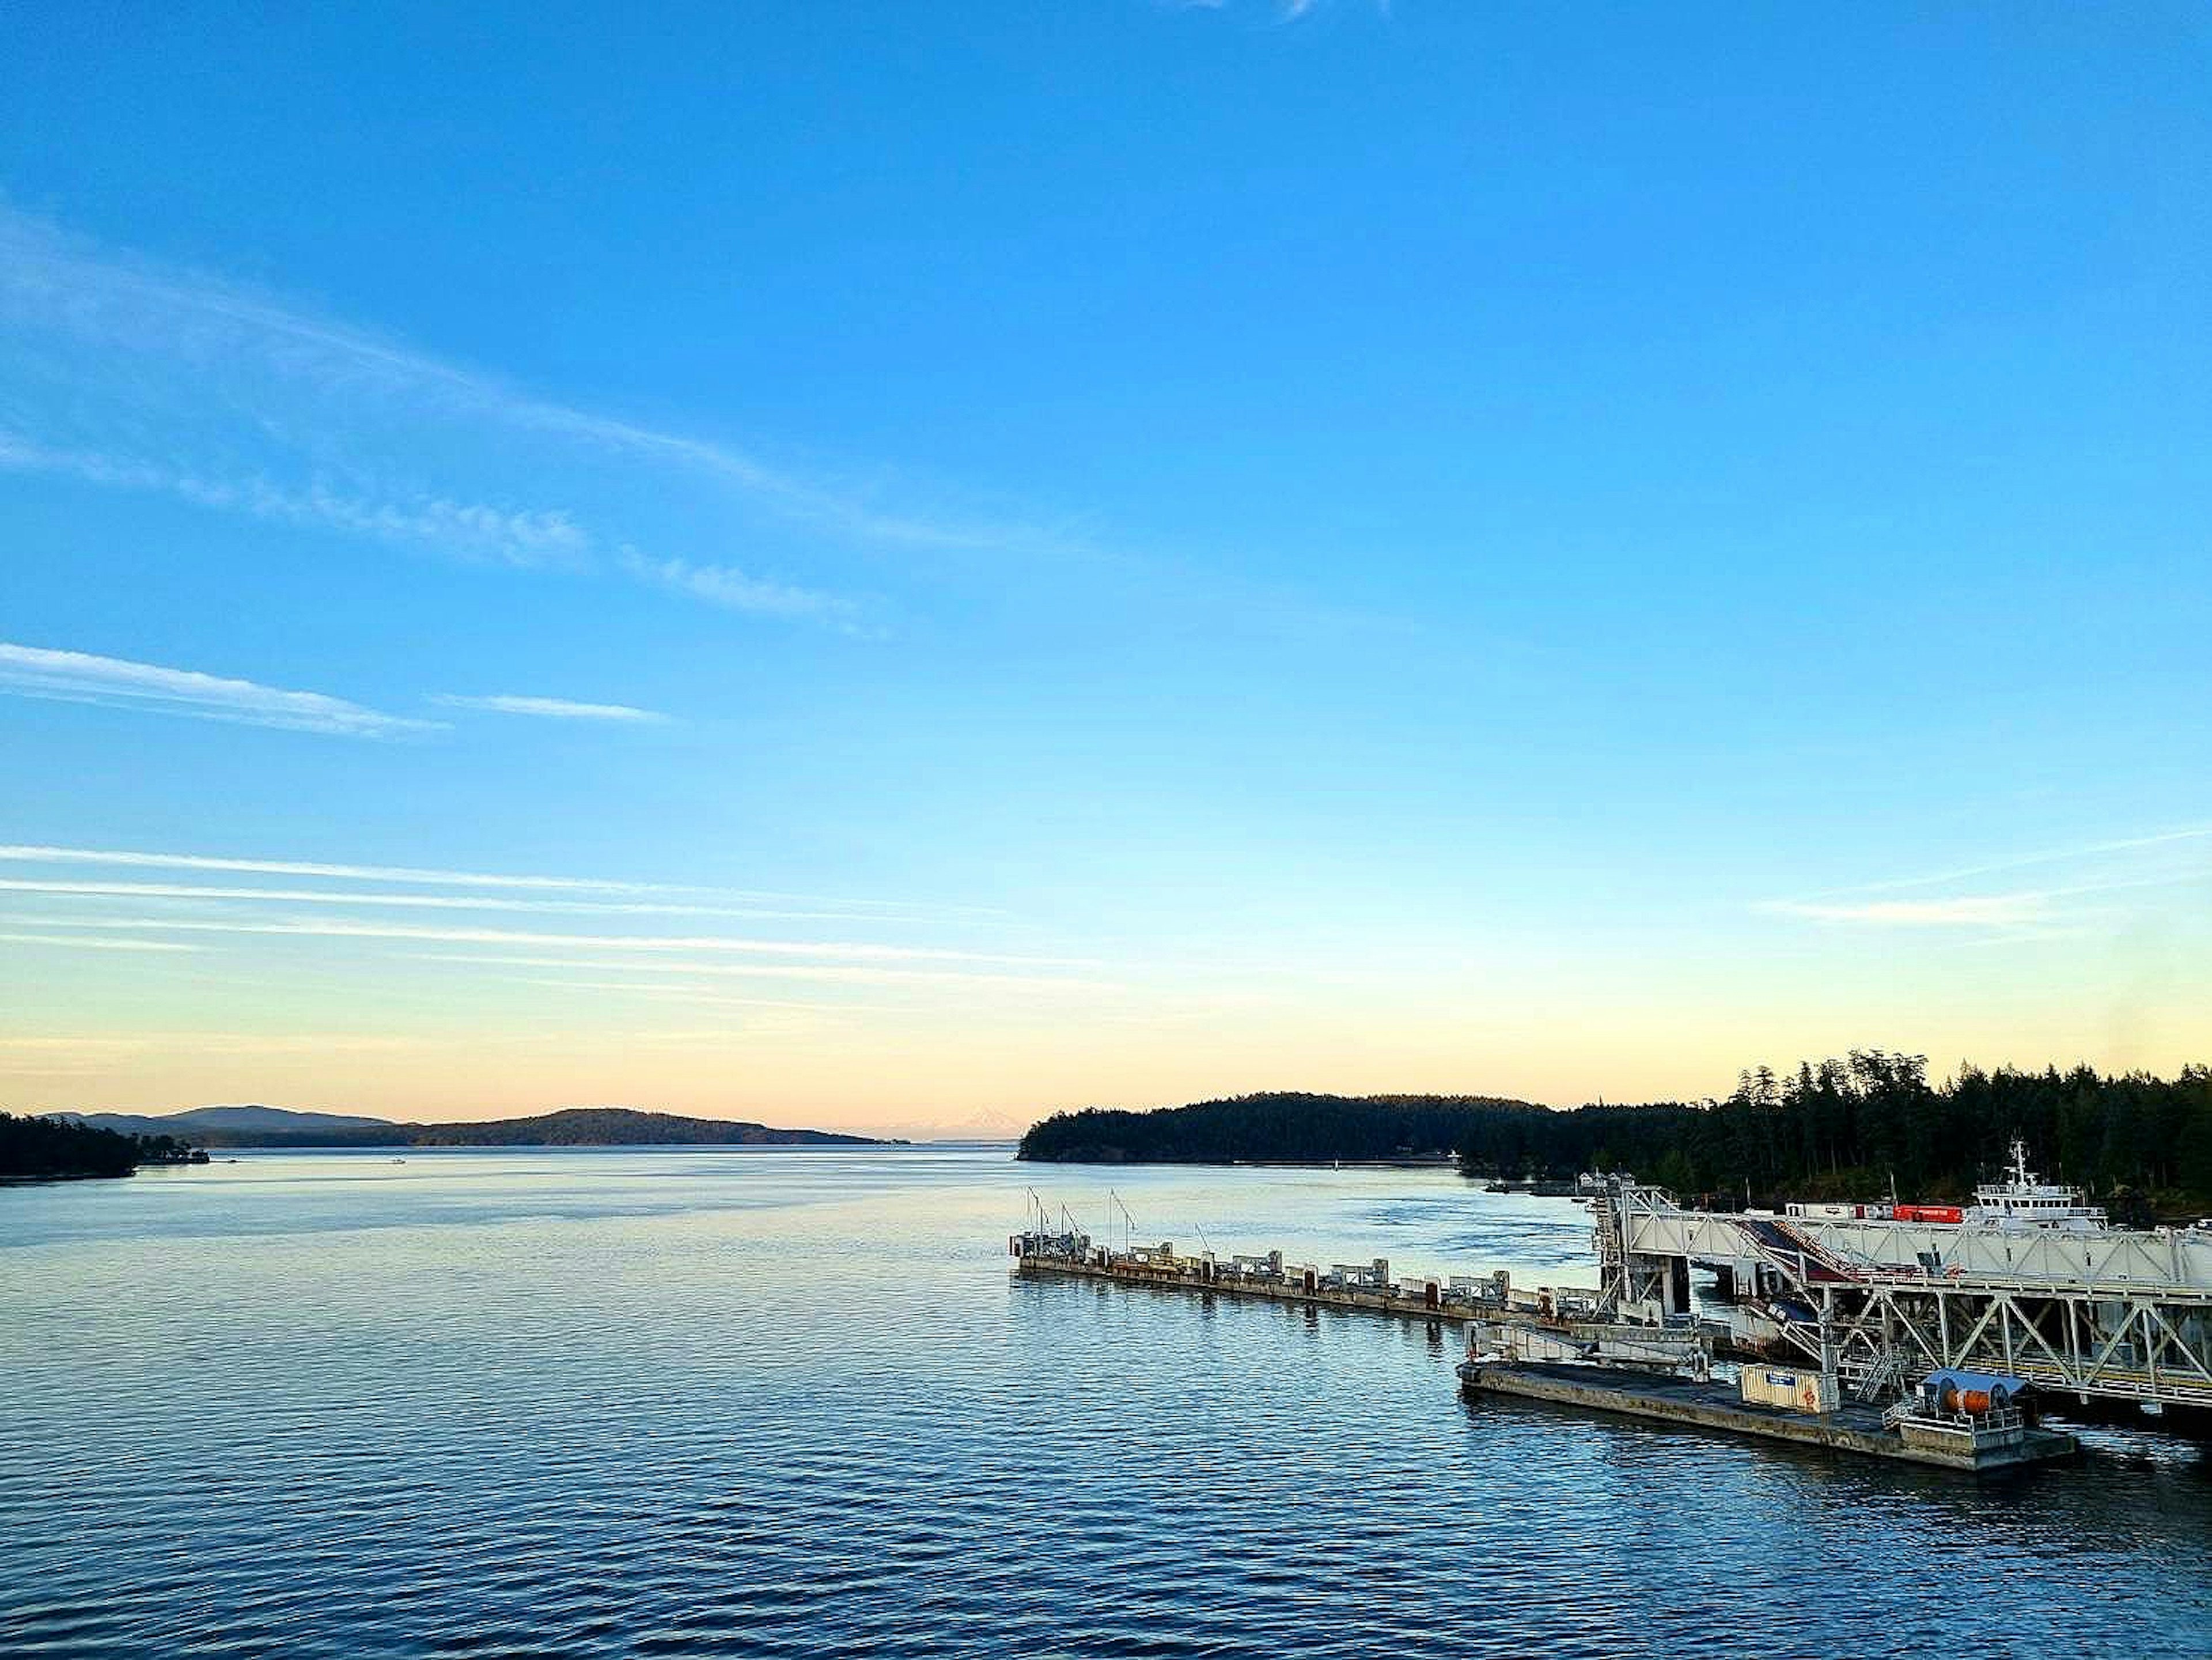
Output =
[{"x1": 2, "y1": 3, "x2": 2207, "y2": 1129}]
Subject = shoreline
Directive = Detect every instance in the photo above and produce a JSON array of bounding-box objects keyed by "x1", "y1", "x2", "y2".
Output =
[
  {"x1": 1, "y1": 1168, "x2": 137, "y2": 1185},
  {"x1": 1017, "y1": 1156, "x2": 1463, "y2": 1170}
]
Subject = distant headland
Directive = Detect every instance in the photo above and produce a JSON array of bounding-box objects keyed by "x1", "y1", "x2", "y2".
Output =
[
  {"x1": 2, "y1": 1111, "x2": 207, "y2": 1182},
  {"x1": 20, "y1": 1104, "x2": 892, "y2": 1170}
]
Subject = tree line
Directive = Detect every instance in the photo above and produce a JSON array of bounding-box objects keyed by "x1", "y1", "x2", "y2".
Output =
[
  {"x1": 1552, "y1": 1053, "x2": 2212, "y2": 1218},
  {"x1": 1019, "y1": 1092, "x2": 1549, "y2": 1165},
  {"x1": 0, "y1": 1113, "x2": 200, "y2": 1181},
  {"x1": 1016, "y1": 1056, "x2": 2212, "y2": 1216}
]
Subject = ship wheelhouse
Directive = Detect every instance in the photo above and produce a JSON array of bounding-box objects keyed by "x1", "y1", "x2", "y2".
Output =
[{"x1": 1968, "y1": 1138, "x2": 2107, "y2": 1231}]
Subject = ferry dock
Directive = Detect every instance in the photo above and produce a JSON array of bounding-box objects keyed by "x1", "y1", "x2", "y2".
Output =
[
  {"x1": 1014, "y1": 1238, "x2": 2078, "y2": 1470},
  {"x1": 1009, "y1": 1162, "x2": 2191, "y2": 1471}
]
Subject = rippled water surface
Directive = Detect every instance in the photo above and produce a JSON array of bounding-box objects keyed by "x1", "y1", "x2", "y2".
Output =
[{"x1": 5, "y1": 1147, "x2": 2210, "y2": 1658}]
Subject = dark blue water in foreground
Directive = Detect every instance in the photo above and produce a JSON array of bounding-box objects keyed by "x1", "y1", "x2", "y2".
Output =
[{"x1": 4, "y1": 1148, "x2": 2209, "y2": 1658}]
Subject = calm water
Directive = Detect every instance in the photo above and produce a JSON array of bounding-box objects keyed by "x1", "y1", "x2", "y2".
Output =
[{"x1": 4, "y1": 1147, "x2": 2209, "y2": 1659}]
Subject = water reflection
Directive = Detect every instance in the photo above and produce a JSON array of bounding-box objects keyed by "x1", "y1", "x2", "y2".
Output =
[{"x1": 1, "y1": 1147, "x2": 2206, "y2": 1659}]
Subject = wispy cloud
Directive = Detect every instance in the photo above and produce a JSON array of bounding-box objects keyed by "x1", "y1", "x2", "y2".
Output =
[
  {"x1": 1168, "y1": 0, "x2": 1385, "y2": 21},
  {"x1": 0, "y1": 843, "x2": 1007, "y2": 919},
  {"x1": 0, "y1": 1031, "x2": 430, "y2": 1056},
  {"x1": 396, "y1": 950, "x2": 1117, "y2": 993},
  {"x1": 1764, "y1": 823, "x2": 2212, "y2": 932},
  {"x1": 0, "y1": 433, "x2": 590, "y2": 568},
  {"x1": 1760, "y1": 895, "x2": 2051, "y2": 928},
  {"x1": 432, "y1": 693, "x2": 668, "y2": 723},
  {"x1": 0, "y1": 424, "x2": 849, "y2": 617},
  {"x1": 494, "y1": 977, "x2": 872, "y2": 1013},
  {"x1": 0, "y1": 205, "x2": 1048, "y2": 625},
  {"x1": 0, "y1": 642, "x2": 440, "y2": 738},
  {"x1": 1823, "y1": 826, "x2": 2212, "y2": 895},
  {"x1": 0, "y1": 931, "x2": 199, "y2": 952},
  {"x1": 0, "y1": 842, "x2": 665, "y2": 893},
  {"x1": 26, "y1": 912, "x2": 1084, "y2": 966},
  {"x1": 620, "y1": 550, "x2": 862, "y2": 623},
  {"x1": 0, "y1": 876, "x2": 950, "y2": 925}
]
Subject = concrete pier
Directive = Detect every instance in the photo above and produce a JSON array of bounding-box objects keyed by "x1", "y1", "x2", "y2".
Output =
[
  {"x1": 1014, "y1": 1249, "x2": 1552, "y2": 1326},
  {"x1": 1015, "y1": 1248, "x2": 1754, "y2": 1357}
]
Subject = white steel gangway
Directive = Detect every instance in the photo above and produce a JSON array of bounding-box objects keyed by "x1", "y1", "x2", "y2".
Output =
[{"x1": 1593, "y1": 1177, "x2": 2212, "y2": 1411}]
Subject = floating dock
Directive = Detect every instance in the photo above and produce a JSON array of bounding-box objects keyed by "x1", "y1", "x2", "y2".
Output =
[
  {"x1": 1458, "y1": 1358, "x2": 2079, "y2": 1471},
  {"x1": 1015, "y1": 1248, "x2": 1509, "y2": 1324}
]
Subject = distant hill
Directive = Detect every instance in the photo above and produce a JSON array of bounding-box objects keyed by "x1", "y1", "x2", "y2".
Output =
[
  {"x1": 1018, "y1": 1091, "x2": 1547, "y2": 1164},
  {"x1": 406, "y1": 1108, "x2": 884, "y2": 1148},
  {"x1": 70, "y1": 1105, "x2": 395, "y2": 1137},
  {"x1": 47, "y1": 1104, "x2": 886, "y2": 1149}
]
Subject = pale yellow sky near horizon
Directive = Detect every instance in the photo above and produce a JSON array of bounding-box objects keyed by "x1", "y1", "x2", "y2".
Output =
[
  {"x1": 11, "y1": 928, "x2": 2207, "y2": 1136},
  {"x1": 3, "y1": 826, "x2": 2209, "y2": 1136}
]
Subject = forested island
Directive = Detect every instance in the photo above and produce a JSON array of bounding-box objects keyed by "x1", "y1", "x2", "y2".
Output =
[
  {"x1": 47, "y1": 1104, "x2": 888, "y2": 1150},
  {"x1": 1018, "y1": 1054, "x2": 2212, "y2": 1216},
  {"x1": 405, "y1": 1108, "x2": 888, "y2": 1148},
  {"x1": 1, "y1": 1111, "x2": 206, "y2": 1182},
  {"x1": 1017, "y1": 1092, "x2": 1542, "y2": 1166}
]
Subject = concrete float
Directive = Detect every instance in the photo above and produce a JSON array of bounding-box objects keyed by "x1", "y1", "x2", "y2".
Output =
[{"x1": 1457, "y1": 1358, "x2": 2079, "y2": 1472}]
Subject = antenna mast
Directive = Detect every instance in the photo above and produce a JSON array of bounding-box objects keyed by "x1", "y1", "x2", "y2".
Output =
[{"x1": 1109, "y1": 1189, "x2": 1135, "y2": 1254}]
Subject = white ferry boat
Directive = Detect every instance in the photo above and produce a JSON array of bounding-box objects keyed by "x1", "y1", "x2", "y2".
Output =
[{"x1": 1967, "y1": 1138, "x2": 2107, "y2": 1231}]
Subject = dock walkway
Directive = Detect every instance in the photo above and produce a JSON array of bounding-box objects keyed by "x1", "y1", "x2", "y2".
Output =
[{"x1": 1014, "y1": 1251, "x2": 1487, "y2": 1324}]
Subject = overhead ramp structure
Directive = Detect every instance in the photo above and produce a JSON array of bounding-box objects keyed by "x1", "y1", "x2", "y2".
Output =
[{"x1": 1592, "y1": 1178, "x2": 2212, "y2": 1409}]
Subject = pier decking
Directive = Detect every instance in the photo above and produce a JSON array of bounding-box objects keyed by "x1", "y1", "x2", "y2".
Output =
[{"x1": 1015, "y1": 1249, "x2": 1510, "y2": 1324}]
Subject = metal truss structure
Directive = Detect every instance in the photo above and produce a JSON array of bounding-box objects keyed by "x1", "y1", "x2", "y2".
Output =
[{"x1": 1593, "y1": 1179, "x2": 2212, "y2": 1409}]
